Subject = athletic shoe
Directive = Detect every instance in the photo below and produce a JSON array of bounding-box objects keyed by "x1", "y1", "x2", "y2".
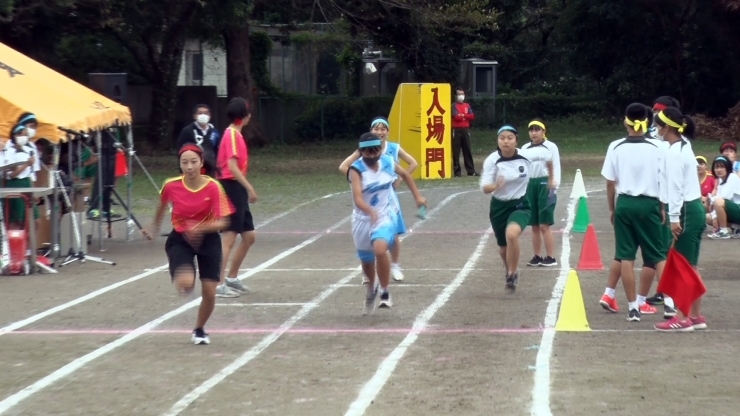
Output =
[
  {"x1": 639, "y1": 303, "x2": 657, "y2": 314},
  {"x1": 626, "y1": 309, "x2": 641, "y2": 322},
  {"x1": 363, "y1": 283, "x2": 379, "y2": 315},
  {"x1": 690, "y1": 315, "x2": 707, "y2": 330},
  {"x1": 540, "y1": 256, "x2": 558, "y2": 267},
  {"x1": 527, "y1": 255, "x2": 543, "y2": 267},
  {"x1": 655, "y1": 317, "x2": 695, "y2": 332},
  {"x1": 391, "y1": 264, "x2": 404, "y2": 282},
  {"x1": 599, "y1": 294, "x2": 619, "y2": 313},
  {"x1": 226, "y1": 278, "x2": 249, "y2": 294},
  {"x1": 505, "y1": 272, "x2": 518, "y2": 291},
  {"x1": 708, "y1": 230, "x2": 731, "y2": 239},
  {"x1": 378, "y1": 291, "x2": 393, "y2": 309},
  {"x1": 732, "y1": 228, "x2": 740, "y2": 239},
  {"x1": 192, "y1": 328, "x2": 210, "y2": 345},
  {"x1": 663, "y1": 305, "x2": 677, "y2": 319},
  {"x1": 646, "y1": 293, "x2": 664, "y2": 306},
  {"x1": 216, "y1": 284, "x2": 240, "y2": 298}
]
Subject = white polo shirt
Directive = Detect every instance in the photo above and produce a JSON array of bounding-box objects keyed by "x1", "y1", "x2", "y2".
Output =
[
  {"x1": 601, "y1": 136, "x2": 665, "y2": 198},
  {"x1": 480, "y1": 147, "x2": 553, "y2": 201},
  {"x1": 717, "y1": 173, "x2": 740, "y2": 204},
  {"x1": 521, "y1": 140, "x2": 561, "y2": 189},
  {"x1": 8, "y1": 146, "x2": 33, "y2": 180},
  {"x1": 664, "y1": 139, "x2": 702, "y2": 223}
]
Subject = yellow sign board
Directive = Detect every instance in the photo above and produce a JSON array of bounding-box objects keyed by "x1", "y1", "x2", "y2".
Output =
[{"x1": 388, "y1": 83, "x2": 452, "y2": 180}]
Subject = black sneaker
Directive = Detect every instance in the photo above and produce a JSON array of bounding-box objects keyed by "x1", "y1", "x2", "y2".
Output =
[
  {"x1": 540, "y1": 256, "x2": 558, "y2": 267},
  {"x1": 626, "y1": 309, "x2": 641, "y2": 322},
  {"x1": 646, "y1": 293, "x2": 664, "y2": 306},
  {"x1": 505, "y1": 272, "x2": 518, "y2": 291},
  {"x1": 378, "y1": 291, "x2": 393, "y2": 309},
  {"x1": 191, "y1": 328, "x2": 210, "y2": 345},
  {"x1": 527, "y1": 255, "x2": 543, "y2": 267},
  {"x1": 663, "y1": 305, "x2": 677, "y2": 319}
]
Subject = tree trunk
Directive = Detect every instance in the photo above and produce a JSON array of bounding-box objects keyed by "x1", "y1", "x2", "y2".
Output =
[
  {"x1": 147, "y1": 68, "x2": 181, "y2": 150},
  {"x1": 223, "y1": 23, "x2": 268, "y2": 147}
]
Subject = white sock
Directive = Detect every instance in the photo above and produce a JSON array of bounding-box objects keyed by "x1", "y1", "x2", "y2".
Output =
[
  {"x1": 604, "y1": 288, "x2": 616, "y2": 298},
  {"x1": 664, "y1": 296, "x2": 675, "y2": 308},
  {"x1": 637, "y1": 295, "x2": 646, "y2": 306},
  {"x1": 723, "y1": 227, "x2": 731, "y2": 233},
  {"x1": 628, "y1": 301, "x2": 638, "y2": 312},
  {"x1": 226, "y1": 277, "x2": 238, "y2": 283}
]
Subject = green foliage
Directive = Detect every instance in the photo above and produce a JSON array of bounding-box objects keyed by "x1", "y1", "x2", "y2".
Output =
[
  {"x1": 249, "y1": 31, "x2": 280, "y2": 96},
  {"x1": 292, "y1": 96, "x2": 393, "y2": 142}
]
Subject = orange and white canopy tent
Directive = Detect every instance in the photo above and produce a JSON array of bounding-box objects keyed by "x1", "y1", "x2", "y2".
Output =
[{"x1": 0, "y1": 42, "x2": 132, "y2": 143}]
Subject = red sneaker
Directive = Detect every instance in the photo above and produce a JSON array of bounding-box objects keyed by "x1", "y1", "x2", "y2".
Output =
[
  {"x1": 639, "y1": 303, "x2": 657, "y2": 314},
  {"x1": 655, "y1": 317, "x2": 695, "y2": 332},
  {"x1": 599, "y1": 294, "x2": 619, "y2": 313},
  {"x1": 690, "y1": 316, "x2": 707, "y2": 330}
]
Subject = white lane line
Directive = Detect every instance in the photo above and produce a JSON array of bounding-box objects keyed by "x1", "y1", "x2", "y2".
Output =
[
  {"x1": 343, "y1": 228, "x2": 491, "y2": 416},
  {"x1": 0, "y1": 191, "x2": 345, "y2": 338},
  {"x1": 0, "y1": 214, "x2": 353, "y2": 415},
  {"x1": 216, "y1": 303, "x2": 308, "y2": 307},
  {"x1": 163, "y1": 190, "x2": 473, "y2": 416},
  {"x1": 530, "y1": 189, "x2": 603, "y2": 415}
]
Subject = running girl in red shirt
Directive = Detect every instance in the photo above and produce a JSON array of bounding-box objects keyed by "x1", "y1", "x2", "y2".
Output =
[{"x1": 148, "y1": 144, "x2": 234, "y2": 345}]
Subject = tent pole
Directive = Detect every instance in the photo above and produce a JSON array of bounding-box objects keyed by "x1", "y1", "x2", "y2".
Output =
[
  {"x1": 49, "y1": 142, "x2": 61, "y2": 261},
  {"x1": 126, "y1": 126, "x2": 133, "y2": 242},
  {"x1": 96, "y1": 131, "x2": 105, "y2": 252}
]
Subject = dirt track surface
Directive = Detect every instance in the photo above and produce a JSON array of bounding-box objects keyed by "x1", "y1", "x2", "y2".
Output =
[{"x1": 0, "y1": 179, "x2": 737, "y2": 415}]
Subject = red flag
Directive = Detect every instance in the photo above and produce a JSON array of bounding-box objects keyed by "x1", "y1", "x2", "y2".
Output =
[{"x1": 656, "y1": 247, "x2": 706, "y2": 316}]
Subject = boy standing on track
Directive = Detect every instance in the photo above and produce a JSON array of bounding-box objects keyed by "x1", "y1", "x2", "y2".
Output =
[{"x1": 601, "y1": 103, "x2": 668, "y2": 322}]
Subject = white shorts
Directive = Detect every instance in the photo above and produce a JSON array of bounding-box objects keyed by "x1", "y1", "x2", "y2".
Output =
[{"x1": 352, "y1": 212, "x2": 397, "y2": 263}]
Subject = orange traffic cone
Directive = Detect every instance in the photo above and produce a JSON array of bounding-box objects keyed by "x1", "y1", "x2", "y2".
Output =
[{"x1": 577, "y1": 224, "x2": 604, "y2": 270}]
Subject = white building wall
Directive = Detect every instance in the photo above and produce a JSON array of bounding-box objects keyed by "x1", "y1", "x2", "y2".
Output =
[{"x1": 178, "y1": 39, "x2": 228, "y2": 96}]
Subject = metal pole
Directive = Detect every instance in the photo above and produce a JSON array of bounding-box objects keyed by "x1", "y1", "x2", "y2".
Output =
[
  {"x1": 49, "y1": 142, "x2": 61, "y2": 260},
  {"x1": 126, "y1": 126, "x2": 134, "y2": 242},
  {"x1": 96, "y1": 131, "x2": 105, "y2": 252}
]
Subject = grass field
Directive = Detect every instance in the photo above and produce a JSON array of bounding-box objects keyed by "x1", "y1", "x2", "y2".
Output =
[{"x1": 122, "y1": 119, "x2": 724, "y2": 217}]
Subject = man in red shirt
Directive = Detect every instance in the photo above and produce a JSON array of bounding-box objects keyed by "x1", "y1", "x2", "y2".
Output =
[
  {"x1": 215, "y1": 97, "x2": 258, "y2": 298},
  {"x1": 451, "y1": 87, "x2": 478, "y2": 177}
]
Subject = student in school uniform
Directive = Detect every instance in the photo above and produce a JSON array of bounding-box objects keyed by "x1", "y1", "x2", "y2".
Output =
[
  {"x1": 521, "y1": 119, "x2": 561, "y2": 268},
  {"x1": 480, "y1": 125, "x2": 555, "y2": 291},
  {"x1": 706, "y1": 156, "x2": 740, "y2": 239},
  {"x1": 339, "y1": 117, "x2": 418, "y2": 283},
  {"x1": 601, "y1": 103, "x2": 668, "y2": 322},
  {"x1": 652, "y1": 107, "x2": 707, "y2": 332},
  {"x1": 15, "y1": 113, "x2": 42, "y2": 184},
  {"x1": 4, "y1": 125, "x2": 39, "y2": 230},
  {"x1": 148, "y1": 144, "x2": 234, "y2": 344},
  {"x1": 347, "y1": 133, "x2": 426, "y2": 314},
  {"x1": 719, "y1": 141, "x2": 740, "y2": 174},
  {"x1": 697, "y1": 156, "x2": 716, "y2": 213}
]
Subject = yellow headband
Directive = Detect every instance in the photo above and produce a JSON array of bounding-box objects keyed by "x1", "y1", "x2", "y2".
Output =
[
  {"x1": 657, "y1": 111, "x2": 686, "y2": 133},
  {"x1": 625, "y1": 117, "x2": 648, "y2": 133},
  {"x1": 528, "y1": 120, "x2": 548, "y2": 140}
]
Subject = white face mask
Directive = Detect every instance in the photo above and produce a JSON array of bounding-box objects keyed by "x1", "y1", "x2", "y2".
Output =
[
  {"x1": 15, "y1": 136, "x2": 29, "y2": 146},
  {"x1": 196, "y1": 114, "x2": 210, "y2": 125},
  {"x1": 456, "y1": 95, "x2": 465, "y2": 102},
  {"x1": 26, "y1": 128, "x2": 36, "y2": 138},
  {"x1": 655, "y1": 127, "x2": 665, "y2": 141}
]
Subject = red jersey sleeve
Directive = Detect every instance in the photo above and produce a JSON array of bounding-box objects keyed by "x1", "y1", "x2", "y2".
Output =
[
  {"x1": 212, "y1": 181, "x2": 235, "y2": 218},
  {"x1": 159, "y1": 180, "x2": 171, "y2": 204}
]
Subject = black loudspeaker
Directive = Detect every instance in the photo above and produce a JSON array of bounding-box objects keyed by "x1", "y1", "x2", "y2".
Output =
[{"x1": 88, "y1": 73, "x2": 128, "y2": 104}]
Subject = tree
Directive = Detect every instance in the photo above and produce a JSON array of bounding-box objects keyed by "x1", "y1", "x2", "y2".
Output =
[{"x1": 72, "y1": 0, "x2": 204, "y2": 149}]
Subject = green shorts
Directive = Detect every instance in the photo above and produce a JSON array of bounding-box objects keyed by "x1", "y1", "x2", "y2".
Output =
[
  {"x1": 724, "y1": 199, "x2": 740, "y2": 224},
  {"x1": 526, "y1": 176, "x2": 556, "y2": 226},
  {"x1": 4, "y1": 177, "x2": 40, "y2": 225},
  {"x1": 489, "y1": 196, "x2": 531, "y2": 247},
  {"x1": 673, "y1": 199, "x2": 705, "y2": 266},
  {"x1": 613, "y1": 194, "x2": 665, "y2": 264},
  {"x1": 659, "y1": 218, "x2": 673, "y2": 258}
]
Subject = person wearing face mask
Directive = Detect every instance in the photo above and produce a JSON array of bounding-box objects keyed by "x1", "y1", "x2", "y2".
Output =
[
  {"x1": 480, "y1": 125, "x2": 555, "y2": 291},
  {"x1": 176, "y1": 104, "x2": 220, "y2": 177},
  {"x1": 15, "y1": 113, "x2": 42, "y2": 184},
  {"x1": 347, "y1": 133, "x2": 426, "y2": 314},
  {"x1": 451, "y1": 87, "x2": 478, "y2": 177},
  {"x1": 648, "y1": 96, "x2": 680, "y2": 139},
  {"x1": 4, "y1": 124, "x2": 39, "y2": 230}
]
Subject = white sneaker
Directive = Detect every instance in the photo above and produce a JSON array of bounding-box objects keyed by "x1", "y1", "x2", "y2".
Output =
[
  {"x1": 391, "y1": 264, "x2": 404, "y2": 282},
  {"x1": 226, "y1": 277, "x2": 249, "y2": 293},
  {"x1": 216, "y1": 284, "x2": 240, "y2": 298},
  {"x1": 191, "y1": 329, "x2": 210, "y2": 345}
]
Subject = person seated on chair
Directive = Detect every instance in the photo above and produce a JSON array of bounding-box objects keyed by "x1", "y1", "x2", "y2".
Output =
[{"x1": 4, "y1": 125, "x2": 40, "y2": 235}]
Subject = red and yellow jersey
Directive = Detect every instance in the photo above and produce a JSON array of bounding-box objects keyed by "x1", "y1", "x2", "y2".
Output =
[{"x1": 160, "y1": 176, "x2": 234, "y2": 232}]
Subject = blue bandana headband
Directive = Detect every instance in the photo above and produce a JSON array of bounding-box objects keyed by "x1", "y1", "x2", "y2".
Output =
[
  {"x1": 497, "y1": 125, "x2": 518, "y2": 135},
  {"x1": 359, "y1": 139, "x2": 382, "y2": 148},
  {"x1": 370, "y1": 118, "x2": 389, "y2": 129},
  {"x1": 12, "y1": 124, "x2": 25, "y2": 134}
]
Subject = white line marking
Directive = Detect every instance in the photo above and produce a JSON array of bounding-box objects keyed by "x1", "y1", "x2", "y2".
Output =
[
  {"x1": 216, "y1": 303, "x2": 308, "y2": 307},
  {"x1": 163, "y1": 190, "x2": 473, "y2": 416},
  {"x1": 0, "y1": 215, "x2": 353, "y2": 415},
  {"x1": 0, "y1": 192, "x2": 345, "y2": 338},
  {"x1": 344, "y1": 229, "x2": 492, "y2": 416},
  {"x1": 530, "y1": 189, "x2": 602, "y2": 415},
  {"x1": 332, "y1": 284, "x2": 447, "y2": 288}
]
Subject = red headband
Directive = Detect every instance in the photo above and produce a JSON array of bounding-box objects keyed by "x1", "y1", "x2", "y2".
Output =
[
  {"x1": 652, "y1": 103, "x2": 667, "y2": 111},
  {"x1": 179, "y1": 144, "x2": 203, "y2": 157}
]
